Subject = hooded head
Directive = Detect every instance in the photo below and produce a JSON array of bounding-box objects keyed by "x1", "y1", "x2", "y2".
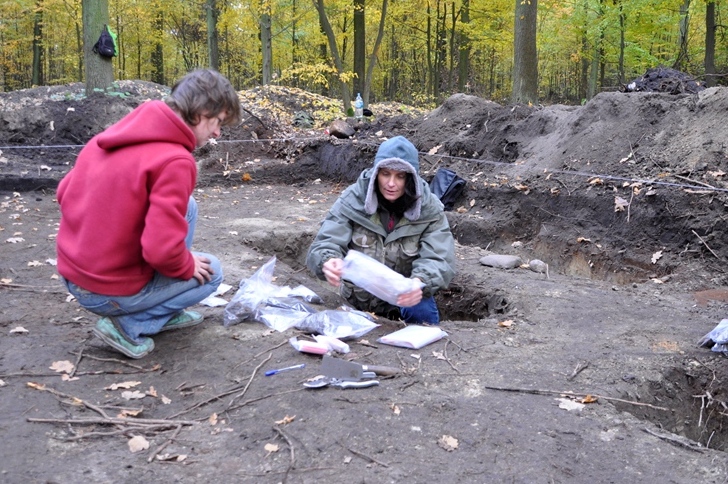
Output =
[{"x1": 364, "y1": 136, "x2": 423, "y2": 220}]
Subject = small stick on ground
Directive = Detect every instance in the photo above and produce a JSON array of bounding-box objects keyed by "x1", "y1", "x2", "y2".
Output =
[
  {"x1": 148, "y1": 424, "x2": 183, "y2": 463},
  {"x1": 567, "y1": 360, "x2": 590, "y2": 381},
  {"x1": 67, "y1": 351, "x2": 151, "y2": 371},
  {"x1": 337, "y1": 440, "x2": 390, "y2": 467},
  {"x1": 442, "y1": 340, "x2": 460, "y2": 374},
  {"x1": 642, "y1": 427, "x2": 705, "y2": 453},
  {"x1": 481, "y1": 384, "x2": 669, "y2": 411},
  {"x1": 68, "y1": 338, "x2": 89, "y2": 378},
  {"x1": 226, "y1": 354, "x2": 271, "y2": 410},
  {"x1": 273, "y1": 425, "x2": 296, "y2": 480},
  {"x1": 692, "y1": 230, "x2": 720, "y2": 259}
]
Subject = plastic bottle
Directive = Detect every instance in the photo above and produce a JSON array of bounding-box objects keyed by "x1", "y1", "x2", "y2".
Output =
[{"x1": 354, "y1": 93, "x2": 364, "y2": 120}]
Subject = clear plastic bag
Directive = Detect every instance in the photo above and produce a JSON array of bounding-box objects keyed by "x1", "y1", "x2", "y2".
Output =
[
  {"x1": 342, "y1": 250, "x2": 423, "y2": 305},
  {"x1": 224, "y1": 257, "x2": 324, "y2": 327},
  {"x1": 295, "y1": 309, "x2": 379, "y2": 339}
]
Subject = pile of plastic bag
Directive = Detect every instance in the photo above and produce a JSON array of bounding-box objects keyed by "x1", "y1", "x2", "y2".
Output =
[{"x1": 223, "y1": 256, "x2": 378, "y2": 339}]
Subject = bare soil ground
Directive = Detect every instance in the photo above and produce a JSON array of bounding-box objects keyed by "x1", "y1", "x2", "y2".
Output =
[{"x1": 2, "y1": 81, "x2": 728, "y2": 483}]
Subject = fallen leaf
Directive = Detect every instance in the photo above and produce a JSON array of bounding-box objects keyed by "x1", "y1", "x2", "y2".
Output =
[
  {"x1": 27, "y1": 260, "x2": 43, "y2": 267},
  {"x1": 121, "y1": 390, "x2": 146, "y2": 400},
  {"x1": 0, "y1": 278, "x2": 12, "y2": 284},
  {"x1": 456, "y1": 206, "x2": 467, "y2": 213},
  {"x1": 275, "y1": 415, "x2": 296, "y2": 425},
  {"x1": 498, "y1": 320, "x2": 514, "y2": 328},
  {"x1": 614, "y1": 196, "x2": 629, "y2": 212},
  {"x1": 391, "y1": 404, "x2": 401, "y2": 415},
  {"x1": 651, "y1": 250, "x2": 663, "y2": 264},
  {"x1": 264, "y1": 443, "x2": 280, "y2": 454},
  {"x1": 146, "y1": 386, "x2": 158, "y2": 397},
  {"x1": 50, "y1": 360, "x2": 74, "y2": 373},
  {"x1": 10, "y1": 326, "x2": 29, "y2": 334},
  {"x1": 344, "y1": 456, "x2": 353, "y2": 464},
  {"x1": 581, "y1": 395, "x2": 599, "y2": 404},
  {"x1": 27, "y1": 382, "x2": 46, "y2": 390},
  {"x1": 156, "y1": 453, "x2": 187, "y2": 462},
  {"x1": 128, "y1": 435, "x2": 149, "y2": 453},
  {"x1": 118, "y1": 408, "x2": 143, "y2": 417},
  {"x1": 209, "y1": 413, "x2": 218, "y2": 425},
  {"x1": 242, "y1": 173, "x2": 252, "y2": 182},
  {"x1": 61, "y1": 374, "x2": 79, "y2": 382},
  {"x1": 576, "y1": 237, "x2": 592, "y2": 243},
  {"x1": 588, "y1": 177, "x2": 603, "y2": 185},
  {"x1": 161, "y1": 395, "x2": 172, "y2": 405},
  {"x1": 428, "y1": 145, "x2": 441, "y2": 155},
  {"x1": 105, "y1": 381, "x2": 141, "y2": 390},
  {"x1": 438, "y1": 435, "x2": 458, "y2": 451},
  {"x1": 432, "y1": 350, "x2": 447, "y2": 361},
  {"x1": 557, "y1": 398, "x2": 585, "y2": 411},
  {"x1": 6, "y1": 237, "x2": 25, "y2": 243},
  {"x1": 469, "y1": 199, "x2": 475, "y2": 207}
]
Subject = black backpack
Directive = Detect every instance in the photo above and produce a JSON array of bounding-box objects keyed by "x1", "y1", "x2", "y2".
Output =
[
  {"x1": 93, "y1": 25, "x2": 117, "y2": 58},
  {"x1": 429, "y1": 168, "x2": 466, "y2": 211}
]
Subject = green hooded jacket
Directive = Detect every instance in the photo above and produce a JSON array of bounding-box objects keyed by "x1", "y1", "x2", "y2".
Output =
[{"x1": 306, "y1": 162, "x2": 456, "y2": 315}]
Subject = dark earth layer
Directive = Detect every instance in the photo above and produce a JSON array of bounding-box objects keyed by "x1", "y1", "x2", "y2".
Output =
[{"x1": 1, "y1": 81, "x2": 728, "y2": 482}]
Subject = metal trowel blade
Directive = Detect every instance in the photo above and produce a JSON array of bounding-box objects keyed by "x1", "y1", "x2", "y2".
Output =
[{"x1": 321, "y1": 355, "x2": 364, "y2": 381}]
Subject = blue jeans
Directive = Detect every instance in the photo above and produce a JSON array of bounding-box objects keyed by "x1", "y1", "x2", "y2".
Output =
[
  {"x1": 400, "y1": 296, "x2": 440, "y2": 325},
  {"x1": 64, "y1": 197, "x2": 222, "y2": 342}
]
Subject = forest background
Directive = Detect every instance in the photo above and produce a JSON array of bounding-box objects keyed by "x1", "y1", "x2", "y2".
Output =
[{"x1": 0, "y1": 0, "x2": 726, "y2": 109}]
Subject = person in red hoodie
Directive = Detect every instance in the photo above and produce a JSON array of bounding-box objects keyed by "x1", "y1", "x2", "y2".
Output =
[{"x1": 56, "y1": 69, "x2": 241, "y2": 359}]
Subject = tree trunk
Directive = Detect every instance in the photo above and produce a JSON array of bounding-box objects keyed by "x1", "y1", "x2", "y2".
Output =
[
  {"x1": 457, "y1": 0, "x2": 471, "y2": 92},
  {"x1": 260, "y1": 6, "x2": 272, "y2": 84},
  {"x1": 704, "y1": 1, "x2": 716, "y2": 87},
  {"x1": 82, "y1": 0, "x2": 114, "y2": 93},
  {"x1": 151, "y1": 9, "x2": 165, "y2": 85},
  {"x1": 617, "y1": 0, "x2": 624, "y2": 85},
  {"x1": 673, "y1": 0, "x2": 691, "y2": 71},
  {"x1": 511, "y1": 0, "x2": 538, "y2": 104},
  {"x1": 32, "y1": 1, "x2": 44, "y2": 86},
  {"x1": 353, "y1": 0, "x2": 365, "y2": 97},
  {"x1": 314, "y1": 0, "x2": 351, "y2": 107},
  {"x1": 206, "y1": 0, "x2": 220, "y2": 71},
  {"x1": 363, "y1": 0, "x2": 389, "y2": 104}
]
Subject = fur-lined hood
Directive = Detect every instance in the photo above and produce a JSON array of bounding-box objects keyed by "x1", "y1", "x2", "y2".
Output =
[{"x1": 363, "y1": 136, "x2": 423, "y2": 221}]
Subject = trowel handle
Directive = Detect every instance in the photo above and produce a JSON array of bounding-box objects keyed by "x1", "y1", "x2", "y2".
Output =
[{"x1": 362, "y1": 365, "x2": 400, "y2": 376}]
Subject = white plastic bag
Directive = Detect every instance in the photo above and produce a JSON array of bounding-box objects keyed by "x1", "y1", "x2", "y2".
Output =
[{"x1": 342, "y1": 250, "x2": 423, "y2": 305}]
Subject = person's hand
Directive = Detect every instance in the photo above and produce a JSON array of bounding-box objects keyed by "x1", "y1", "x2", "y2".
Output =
[
  {"x1": 397, "y1": 278, "x2": 423, "y2": 307},
  {"x1": 192, "y1": 254, "x2": 214, "y2": 285},
  {"x1": 322, "y1": 258, "x2": 344, "y2": 287}
]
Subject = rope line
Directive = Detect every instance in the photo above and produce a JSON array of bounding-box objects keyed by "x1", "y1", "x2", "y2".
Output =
[{"x1": 2, "y1": 137, "x2": 726, "y2": 194}]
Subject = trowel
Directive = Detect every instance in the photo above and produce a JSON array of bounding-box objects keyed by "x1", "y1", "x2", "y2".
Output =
[{"x1": 321, "y1": 354, "x2": 400, "y2": 381}]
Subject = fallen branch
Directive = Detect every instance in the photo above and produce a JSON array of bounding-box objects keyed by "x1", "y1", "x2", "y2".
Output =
[
  {"x1": 148, "y1": 424, "x2": 183, "y2": 463},
  {"x1": 642, "y1": 427, "x2": 705, "y2": 452},
  {"x1": 692, "y1": 230, "x2": 720, "y2": 259},
  {"x1": 168, "y1": 353, "x2": 272, "y2": 419},
  {"x1": 273, "y1": 425, "x2": 296, "y2": 481},
  {"x1": 481, "y1": 384, "x2": 670, "y2": 411}
]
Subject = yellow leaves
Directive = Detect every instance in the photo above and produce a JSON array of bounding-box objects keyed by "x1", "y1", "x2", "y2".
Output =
[{"x1": 241, "y1": 173, "x2": 252, "y2": 182}]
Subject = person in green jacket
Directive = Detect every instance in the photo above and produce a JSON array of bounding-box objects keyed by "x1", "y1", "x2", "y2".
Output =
[{"x1": 306, "y1": 135, "x2": 456, "y2": 325}]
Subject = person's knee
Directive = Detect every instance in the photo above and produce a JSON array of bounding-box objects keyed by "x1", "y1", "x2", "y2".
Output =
[{"x1": 198, "y1": 252, "x2": 223, "y2": 288}]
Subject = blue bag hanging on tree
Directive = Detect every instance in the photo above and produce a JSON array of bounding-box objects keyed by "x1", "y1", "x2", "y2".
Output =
[{"x1": 93, "y1": 24, "x2": 117, "y2": 58}]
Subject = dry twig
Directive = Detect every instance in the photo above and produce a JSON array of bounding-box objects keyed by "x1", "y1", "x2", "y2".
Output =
[{"x1": 337, "y1": 440, "x2": 390, "y2": 467}]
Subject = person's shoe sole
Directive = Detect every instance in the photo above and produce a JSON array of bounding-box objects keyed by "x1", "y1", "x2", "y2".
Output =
[
  {"x1": 92, "y1": 317, "x2": 154, "y2": 359},
  {"x1": 159, "y1": 310, "x2": 204, "y2": 332}
]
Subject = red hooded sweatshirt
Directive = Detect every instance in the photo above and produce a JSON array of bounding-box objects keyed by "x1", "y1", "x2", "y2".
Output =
[{"x1": 56, "y1": 100, "x2": 198, "y2": 296}]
